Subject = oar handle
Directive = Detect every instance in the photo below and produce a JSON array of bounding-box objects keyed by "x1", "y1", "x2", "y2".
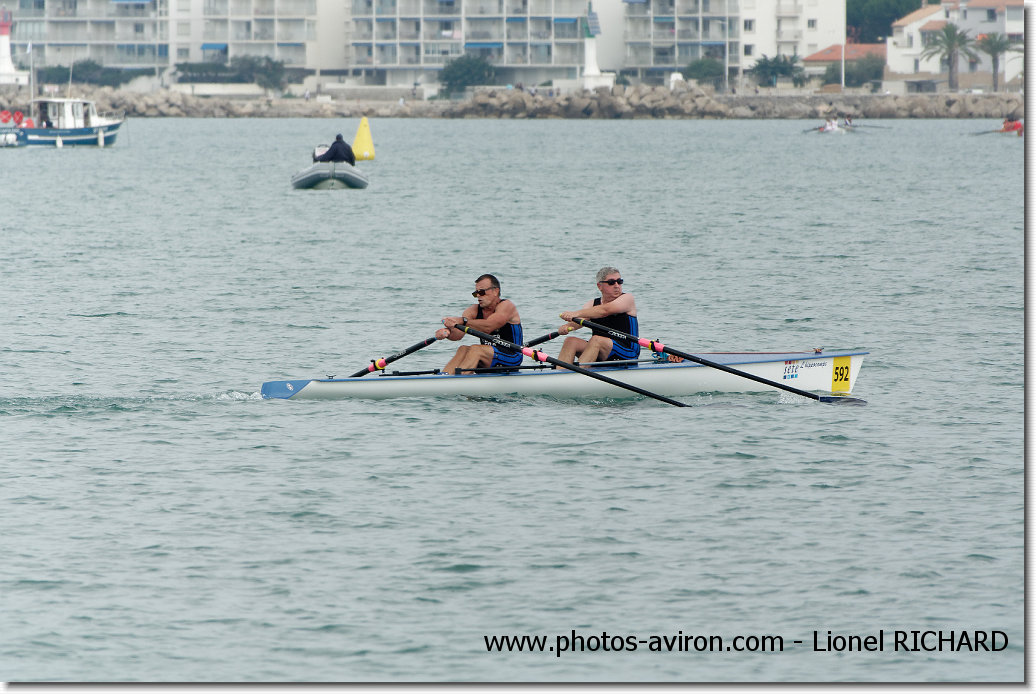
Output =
[
  {"x1": 455, "y1": 325, "x2": 689, "y2": 407},
  {"x1": 568, "y1": 317, "x2": 833, "y2": 403},
  {"x1": 348, "y1": 335, "x2": 439, "y2": 378}
]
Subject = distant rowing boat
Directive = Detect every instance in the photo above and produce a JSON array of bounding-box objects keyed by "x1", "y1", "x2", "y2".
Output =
[{"x1": 261, "y1": 350, "x2": 866, "y2": 401}]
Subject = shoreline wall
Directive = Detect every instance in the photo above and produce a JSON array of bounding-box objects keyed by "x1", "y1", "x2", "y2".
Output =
[{"x1": 0, "y1": 84, "x2": 1023, "y2": 120}]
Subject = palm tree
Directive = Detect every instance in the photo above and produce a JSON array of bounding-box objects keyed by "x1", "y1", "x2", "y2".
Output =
[
  {"x1": 920, "y1": 23, "x2": 978, "y2": 91},
  {"x1": 976, "y1": 32, "x2": 1021, "y2": 91}
]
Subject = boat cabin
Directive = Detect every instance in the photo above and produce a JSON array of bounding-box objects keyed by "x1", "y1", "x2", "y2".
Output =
[{"x1": 31, "y1": 98, "x2": 100, "y2": 129}]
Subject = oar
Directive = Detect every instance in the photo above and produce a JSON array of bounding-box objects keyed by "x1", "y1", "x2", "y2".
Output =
[
  {"x1": 971, "y1": 129, "x2": 1002, "y2": 136},
  {"x1": 524, "y1": 330, "x2": 561, "y2": 348},
  {"x1": 802, "y1": 125, "x2": 823, "y2": 133},
  {"x1": 853, "y1": 124, "x2": 891, "y2": 129},
  {"x1": 454, "y1": 324, "x2": 689, "y2": 407},
  {"x1": 348, "y1": 335, "x2": 439, "y2": 377},
  {"x1": 567, "y1": 317, "x2": 865, "y2": 405}
]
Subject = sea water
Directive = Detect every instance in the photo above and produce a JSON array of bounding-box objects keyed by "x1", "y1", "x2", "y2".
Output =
[{"x1": 0, "y1": 117, "x2": 1024, "y2": 682}]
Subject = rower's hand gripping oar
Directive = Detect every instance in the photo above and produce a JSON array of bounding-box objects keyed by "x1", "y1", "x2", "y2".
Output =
[
  {"x1": 348, "y1": 335, "x2": 439, "y2": 378},
  {"x1": 567, "y1": 317, "x2": 865, "y2": 405},
  {"x1": 453, "y1": 324, "x2": 689, "y2": 407}
]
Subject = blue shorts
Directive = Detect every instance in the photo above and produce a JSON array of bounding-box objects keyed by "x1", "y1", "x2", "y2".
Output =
[
  {"x1": 607, "y1": 340, "x2": 641, "y2": 361},
  {"x1": 491, "y1": 347, "x2": 523, "y2": 368}
]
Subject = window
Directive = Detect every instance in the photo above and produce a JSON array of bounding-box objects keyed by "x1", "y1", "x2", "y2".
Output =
[
  {"x1": 134, "y1": 23, "x2": 144, "y2": 34},
  {"x1": 177, "y1": 21, "x2": 190, "y2": 37},
  {"x1": 913, "y1": 58, "x2": 919, "y2": 73},
  {"x1": 807, "y1": 19, "x2": 816, "y2": 29},
  {"x1": 177, "y1": 47, "x2": 189, "y2": 59},
  {"x1": 986, "y1": 9, "x2": 996, "y2": 22},
  {"x1": 743, "y1": 19, "x2": 753, "y2": 32},
  {"x1": 744, "y1": 44, "x2": 752, "y2": 56}
]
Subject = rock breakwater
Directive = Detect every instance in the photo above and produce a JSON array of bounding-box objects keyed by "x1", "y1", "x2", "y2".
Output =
[{"x1": 0, "y1": 83, "x2": 1023, "y2": 120}]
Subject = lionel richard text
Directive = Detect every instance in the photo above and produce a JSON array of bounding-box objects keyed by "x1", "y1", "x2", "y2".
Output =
[{"x1": 811, "y1": 630, "x2": 1007, "y2": 652}]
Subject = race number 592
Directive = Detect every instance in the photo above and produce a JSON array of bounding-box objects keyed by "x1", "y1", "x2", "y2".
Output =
[{"x1": 832, "y1": 356, "x2": 851, "y2": 392}]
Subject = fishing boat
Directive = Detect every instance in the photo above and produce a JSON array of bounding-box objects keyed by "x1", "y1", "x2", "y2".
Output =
[
  {"x1": 261, "y1": 349, "x2": 866, "y2": 401},
  {"x1": 0, "y1": 98, "x2": 124, "y2": 147},
  {"x1": 290, "y1": 156, "x2": 369, "y2": 190}
]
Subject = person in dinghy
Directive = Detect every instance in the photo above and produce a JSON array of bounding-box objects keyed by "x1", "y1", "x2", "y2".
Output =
[
  {"x1": 557, "y1": 266, "x2": 643, "y2": 366},
  {"x1": 437, "y1": 274, "x2": 524, "y2": 374},
  {"x1": 314, "y1": 133, "x2": 356, "y2": 164}
]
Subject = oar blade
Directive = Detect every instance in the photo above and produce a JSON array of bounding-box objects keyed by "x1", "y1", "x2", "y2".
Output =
[{"x1": 817, "y1": 395, "x2": 867, "y2": 405}]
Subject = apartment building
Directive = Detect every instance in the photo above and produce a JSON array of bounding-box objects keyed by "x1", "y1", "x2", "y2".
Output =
[
  {"x1": 8, "y1": 0, "x2": 167, "y2": 69},
  {"x1": 886, "y1": 0, "x2": 1024, "y2": 90},
  {"x1": 347, "y1": 0, "x2": 595, "y2": 86},
  {"x1": 5, "y1": 0, "x2": 844, "y2": 89},
  {"x1": 616, "y1": 0, "x2": 843, "y2": 86},
  {"x1": 6, "y1": 0, "x2": 322, "y2": 72}
]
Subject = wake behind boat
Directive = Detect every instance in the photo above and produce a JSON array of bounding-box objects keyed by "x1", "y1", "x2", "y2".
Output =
[{"x1": 261, "y1": 349, "x2": 866, "y2": 401}]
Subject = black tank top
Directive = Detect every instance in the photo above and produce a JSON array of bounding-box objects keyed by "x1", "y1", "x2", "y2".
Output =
[
  {"x1": 589, "y1": 296, "x2": 638, "y2": 349},
  {"x1": 476, "y1": 304, "x2": 523, "y2": 354}
]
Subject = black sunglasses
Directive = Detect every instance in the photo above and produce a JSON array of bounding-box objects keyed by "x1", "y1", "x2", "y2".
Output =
[
  {"x1": 599, "y1": 278, "x2": 624, "y2": 286},
  {"x1": 472, "y1": 287, "x2": 498, "y2": 297}
]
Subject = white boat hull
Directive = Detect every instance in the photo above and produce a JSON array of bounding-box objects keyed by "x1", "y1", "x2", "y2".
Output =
[{"x1": 262, "y1": 350, "x2": 866, "y2": 401}]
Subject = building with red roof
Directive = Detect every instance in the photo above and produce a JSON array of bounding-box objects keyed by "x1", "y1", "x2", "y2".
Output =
[{"x1": 802, "y1": 44, "x2": 886, "y2": 78}]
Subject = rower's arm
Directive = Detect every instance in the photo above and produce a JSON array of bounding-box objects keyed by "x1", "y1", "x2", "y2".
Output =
[{"x1": 468, "y1": 300, "x2": 517, "y2": 332}]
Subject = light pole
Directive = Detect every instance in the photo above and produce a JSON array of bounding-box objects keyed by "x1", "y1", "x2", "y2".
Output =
[{"x1": 840, "y1": 0, "x2": 846, "y2": 89}]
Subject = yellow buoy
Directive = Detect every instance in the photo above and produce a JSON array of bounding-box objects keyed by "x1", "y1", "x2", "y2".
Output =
[{"x1": 352, "y1": 117, "x2": 375, "y2": 161}]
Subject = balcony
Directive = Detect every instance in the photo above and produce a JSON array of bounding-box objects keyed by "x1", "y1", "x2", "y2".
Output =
[
  {"x1": 627, "y1": 46, "x2": 651, "y2": 65},
  {"x1": 505, "y1": 45, "x2": 527, "y2": 63},
  {"x1": 554, "y1": 0, "x2": 583, "y2": 15},
  {"x1": 529, "y1": 45, "x2": 551, "y2": 63},
  {"x1": 423, "y1": 0, "x2": 460, "y2": 16},
  {"x1": 467, "y1": 29, "x2": 504, "y2": 41},
  {"x1": 529, "y1": 0, "x2": 550, "y2": 14},
  {"x1": 775, "y1": 1, "x2": 801, "y2": 17},
  {"x1": 469, "y1": 0, "x2": 503, "y2": 15},
  {"x1": 554, "y1": 43, "x2": 580, "y2": 64},
  {"x1": 652, "y1": 47, "x2": 675, "y2": 65},
  {"x1": 702, "y1": 0, "x2": 737, "y2": 15}
]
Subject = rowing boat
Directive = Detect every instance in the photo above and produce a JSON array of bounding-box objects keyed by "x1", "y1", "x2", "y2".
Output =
[{"x1": 261, "y1": 349, "x2": 866, "y2": 401}]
